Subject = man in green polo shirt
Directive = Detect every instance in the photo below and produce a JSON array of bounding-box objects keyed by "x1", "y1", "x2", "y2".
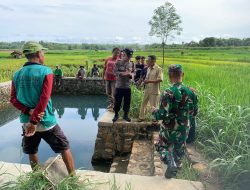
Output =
[
  {"x1": 54, "y1": 65, "x2": 63, "y2": 86},
  {"x1": 10, "y1": 42, "x2": 75, "y2": 175}
]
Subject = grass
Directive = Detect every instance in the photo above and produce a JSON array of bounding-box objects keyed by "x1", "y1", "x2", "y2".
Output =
[
  {"x1": 196, "y1": 87, "x2": 250, "y2": 190},
  {"x1": 129, "y1": 47, "x2": 250, "y2": 189},
  {"x1": 176, "y1": 157, "x2": 200, "y2": 181},
  {"x1": 1, "y1": 47, "x2": 250, "y2": 189}
]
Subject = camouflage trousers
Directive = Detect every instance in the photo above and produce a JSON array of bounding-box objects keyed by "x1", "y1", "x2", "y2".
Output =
[{"x1": 156, "y1": 124, "x2": 190, "y2": 162}]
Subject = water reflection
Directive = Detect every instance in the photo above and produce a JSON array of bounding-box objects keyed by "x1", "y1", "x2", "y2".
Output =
[
  {"x1": 0, "y1": 106, "x2": 19, "y2": 127},
  {"x1": 78, "y1": 107, "x2": 88, "y2": 120},
  {"x1": 92, "y1": 107, "x2": 99, "y2": 121},
  {"x1": 51, "y1": 95, "x2": 105, "y2": 120},
  {"x1": 0, "y1": 95, "x2": 108, "y2": 170}
]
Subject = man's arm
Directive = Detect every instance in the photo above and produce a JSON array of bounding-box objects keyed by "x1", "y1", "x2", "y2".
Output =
[
  {"x1": 10, "y1": 81, "x2": 30, "y2": 114},
  {"x1": 30, "y1": 74, "x2": 53, "y2": 124},
  {"x1": 114, "y1": 62, "x2": 123, "y2": 77},
  {"x1": 126, "y1": 62, "x2": 133, "y2": 78},
  {"x1": 103, "y1": 59, "x2": 108, "y2": 78},
  {"x1": 144, "y1": 79, "x2": 163, "y2": 84},
  {"x1": 152, "y1": 92, "x2": 169, "y2": 120},
  {"x1": 193, "y1": 92, "x2": 198, "y2": 116},
  {"x1": 189, "y1": 87, "x2": 199, "y2": 116}
]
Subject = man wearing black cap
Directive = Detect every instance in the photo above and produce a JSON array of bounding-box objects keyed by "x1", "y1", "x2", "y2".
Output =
[{"x1": 113, "y1": 48, "x2": 133, "y2": 122}]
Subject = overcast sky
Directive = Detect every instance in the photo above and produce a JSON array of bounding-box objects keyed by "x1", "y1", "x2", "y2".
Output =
[{"x1": 0, "y1": 0, "x2": 249, "y2": 44}]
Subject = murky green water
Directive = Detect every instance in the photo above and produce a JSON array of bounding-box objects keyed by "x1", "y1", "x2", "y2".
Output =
[{"x1": 0, "y1": 95, "x2": 108, "y2": 171}]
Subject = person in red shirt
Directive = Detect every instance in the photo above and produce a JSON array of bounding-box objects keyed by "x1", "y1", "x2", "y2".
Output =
[{"x1": 103, "y1": 48, "x2": 120, "y2": 111}]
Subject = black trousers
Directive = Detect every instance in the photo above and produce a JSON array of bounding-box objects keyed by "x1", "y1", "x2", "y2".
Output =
[{"x1": 114, "y1": 88, "x2": 131, "y2": 115}]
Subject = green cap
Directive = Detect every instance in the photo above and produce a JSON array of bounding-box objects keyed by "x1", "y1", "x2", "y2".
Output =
[
  {"x1": 168, "y1": 64, "x2": 184, "y2": 73},
  {"x1": 22, "y1": 41, "x2": 48, "y2": 55}
]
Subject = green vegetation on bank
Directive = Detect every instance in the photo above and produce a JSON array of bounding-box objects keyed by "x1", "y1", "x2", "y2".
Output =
[
  {"x1": 1, "y1": 37, "x2": 250, "y2": 50},
  {"x1": 0, "y1": 47, "x2": 250, "y2": 189}
]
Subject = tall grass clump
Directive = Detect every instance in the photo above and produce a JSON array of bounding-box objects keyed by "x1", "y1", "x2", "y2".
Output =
[
  {"x1": 196, "y1": 86, "x2": 250, "y2": 190},
  {"x1": 0, "y1": 169, "x2": 133, "y2": 190},
  {"x1": 129, "y1": 87, "x2": 144, "y2": 119},
  {"x1": 0, "y1": 170, "x2": 99, "y2": 190}
]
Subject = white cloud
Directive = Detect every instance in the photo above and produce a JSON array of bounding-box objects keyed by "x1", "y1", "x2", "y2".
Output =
[
  {"x1": 0, "y1": 0, "x2": 249, "y2": 43},
  {"x1": 0, "y1": 4, "x2": 14, "y2": 11}
]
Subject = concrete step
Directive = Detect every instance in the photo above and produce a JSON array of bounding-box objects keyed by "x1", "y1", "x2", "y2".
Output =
[
  {"x1": 126, "y1": 140, "x2": 155, "y2": 176},
  {"x1": 0, "y1": 161, "x2": 204, "y2": 190},
  {"x1": 98, "y1": 111, "x2": 152, "y2": 127},
  {"x1": 109, "y1": 154, "x2": 130, "y2": 173}
]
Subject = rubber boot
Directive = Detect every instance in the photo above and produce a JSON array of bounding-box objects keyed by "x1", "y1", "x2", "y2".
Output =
[
  {"x1": 164, "y1": 154, "x2": 178, "y2": 179},
  {"x1": 174, "y1": 154, "x2": 183, "y2": 169}
]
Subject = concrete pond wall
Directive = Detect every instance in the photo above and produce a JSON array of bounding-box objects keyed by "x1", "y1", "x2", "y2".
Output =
[
  {"x1": 0, "y1": 81, "x2": 12, "y2": 109},
  {"x1": 52, "y1": 77, "x2": 105, "y2": 95}
]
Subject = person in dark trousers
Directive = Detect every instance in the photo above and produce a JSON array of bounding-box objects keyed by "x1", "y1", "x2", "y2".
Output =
[
  {"x1": 186, "y1": 116, "x2": 197, "y2": 143},
  {"x1": 134, "y1": 56, "x2": 144, "y2": 82},
  {"x1": 10, "y1": 42, "x2": 75, "y2": 175},
  {"x1": 113, "y1": 48, "x2": 133, "y2": 122}
]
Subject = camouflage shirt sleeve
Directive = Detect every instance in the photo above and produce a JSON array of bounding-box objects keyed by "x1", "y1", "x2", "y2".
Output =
[
  {"x1": 153, "y1": 90, "x2": 171, "y2": 120},
  {"x1": 193, "y1": 92, "x2": 198, "y2": 116},
  {"x1": 189, "y1": 87, "x2": 198, "y2": 116}
]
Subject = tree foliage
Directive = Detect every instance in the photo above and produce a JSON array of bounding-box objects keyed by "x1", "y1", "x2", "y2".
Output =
[
  {"x1": 149, "y1": 2, "x2": 182, "y2": 43},
  {"x1": 149, "y1": 2, "x2": 182, "y2": 65}
]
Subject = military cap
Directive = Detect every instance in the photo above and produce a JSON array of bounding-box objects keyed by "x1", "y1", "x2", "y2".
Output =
[{"x1": 168, "y1": 64, "x2": 184, "y2": 73}]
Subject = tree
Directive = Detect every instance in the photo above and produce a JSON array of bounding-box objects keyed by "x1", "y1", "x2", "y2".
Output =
[
  {"x1": 199, "y1": 37, "x2": 216, "y2": 47},
  {"x1": 149, "y1": 2, "x2": 182, "y2": 66}
]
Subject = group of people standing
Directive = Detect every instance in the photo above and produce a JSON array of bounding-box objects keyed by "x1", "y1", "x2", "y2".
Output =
[
  {"x1": 76, "y1": 64, "x2": 100, "y2": 79},
  {"x1": 10, "y1": 41, "x2": 198, "y2": 180},
  {"x1": 104, "y1": 47, "x2": 198, "y2": 178},
  {"x1": 103, "y1": 47, "x2": 163, "y2": 123},
  {"x1": 53, "y1": 64, "x2": 100, "y2": 86}
]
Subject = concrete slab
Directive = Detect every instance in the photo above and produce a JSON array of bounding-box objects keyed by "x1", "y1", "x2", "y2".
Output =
[
  {"x1": 0, "y1": 161, "x2": 204, "y2": 190},
  {"x1": 0, "y1": 161, "x2": 31, "y2": 185},
  {"x1": 77, "y1": 170, "x2": 205, "y2": 190},
  {"x1": 98, "y1": 111, "x2": 151, "y2": 127},
  {"x1": 126, "y1": 140, "x2": 154, "y2": 176}
]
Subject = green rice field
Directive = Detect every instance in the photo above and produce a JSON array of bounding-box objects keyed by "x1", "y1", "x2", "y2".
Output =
[{"x1": 1, "y1": 47, "x2": 250, "y2": 189}]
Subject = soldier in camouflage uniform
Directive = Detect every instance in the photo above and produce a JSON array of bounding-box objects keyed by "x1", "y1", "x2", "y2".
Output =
[{"x1": 152, "y1": 64, "x2": 198, "y2": 178}]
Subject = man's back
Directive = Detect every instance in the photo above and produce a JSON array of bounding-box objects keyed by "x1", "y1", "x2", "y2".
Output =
[
  {"x1": 13, "y1": 62, "x2": 56, "y2": 128},
  {"x1": 156, "y1": 82, "x2": 198, "y2": 128}
]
